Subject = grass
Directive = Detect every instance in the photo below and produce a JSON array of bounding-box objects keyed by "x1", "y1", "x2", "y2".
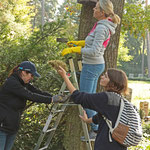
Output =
[
  {"x1": 128, "y1": 80, "x2": 150, "y2": 109},
  {"x1": 128, "y1": 80, "x2": 150, "y2": 150}
]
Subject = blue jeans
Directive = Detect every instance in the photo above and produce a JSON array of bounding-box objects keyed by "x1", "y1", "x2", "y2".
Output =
[
  {"x1": 80, "y1": 63, "x2": 105, "y2": 131},
  {"x1": 0, "y1": 130, "x2": 16, "y2": 150}
]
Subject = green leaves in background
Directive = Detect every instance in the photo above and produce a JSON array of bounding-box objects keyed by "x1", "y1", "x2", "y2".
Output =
[{"x1": 122, "y1": 1, "x2": 150, "y2": 38}]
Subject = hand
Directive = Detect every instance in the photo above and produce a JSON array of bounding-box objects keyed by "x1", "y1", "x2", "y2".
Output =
[
  {"x1": 61, "y1": 46, "x2": 81, "y2": 56},
  {"x1": 57, "y1": 66, "x2": 67, "y2": 78},
  {"x1": 57, "y1": 66, "x2": 76, "y2": 94},
  {"x1": 52, "y1": 94, "x2": 70, "y2": 103},
  {"x1": 67, "y1": 40, "x2": 85, "y2": 47},
  {"x1": 79, "y1": 110, "x2": 93, "y2": 123},
  {"x1": 79, "y1": 110, "x2": 88, "y2": 122}
]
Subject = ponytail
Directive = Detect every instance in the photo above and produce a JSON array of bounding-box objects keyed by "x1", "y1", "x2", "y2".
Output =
[
  {"x1": 111, "y1": 13, "x2": 120, "y2": 24},
  {"x1": 8, "y1": 65, "x2": 20, "y2": 77}
]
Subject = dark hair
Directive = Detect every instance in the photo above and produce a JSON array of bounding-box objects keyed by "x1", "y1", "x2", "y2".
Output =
[
  {"x1": 8, "y1": 65, "x2": 20, "y2": 77},
  {"x1": 8, "y1": 65, "x2": 31, "y2": 77},
  {"x1": 105, "y1": 68, "x2": 128, "y2": 95}
]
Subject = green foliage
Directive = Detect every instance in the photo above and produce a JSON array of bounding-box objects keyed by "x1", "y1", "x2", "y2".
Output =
[
  {"x1": 0, "y1": 3, "x2": 76, "y2": 147},
  {"x1": 13, "y1": 104, "x2": 51, "y2": 150},
  {"x1": 0, "y1": 0, "x2": 34, "y2": 83},
  {"x1": 56, "y1": 0, "x2": 81, "y2": 40},
  {"x1": 0, "y1": 19, "x2": 66, "y2": 83},
  {"x1": 128, "y1": 80, "x2": 150, "y2": 150},
  {"x1": 117, "y1": 32, "x2": 147, "y2": 76},
  {"x1": 117, "y1": 0, "x2": 150, "y2": 77},
  {"x1": 6, "y1": 19, "x2": 71, "y2": 149},
  {"x1": 122, "y1": 1, "x2": 150, "y2": 38},
  {"x1": 128, "y1": 124, "x2": 150, "y2": 150},
  {"x1": 143, "y1": 123, "x2": 150, "y2": 137},
  {"x1": 117, "y1": 33, "x2": 133, "y2": 66},
  {"x1": 128, "y1": 135, "x2": 150, "y2": 150},
  {"x1": 30, "y1": 0, "x2": 58, "y2": 27},
  {"x1": 57, "y1": 0, "x2": 81, "y2": 23},
  {"x1": 0, "y1": 0, "x2": 33, "y2": 38},
  {"x1": 118, "y1": 0, "x2": 150, "y2": 77}
]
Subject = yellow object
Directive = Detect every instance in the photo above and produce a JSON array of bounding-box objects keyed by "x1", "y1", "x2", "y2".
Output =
[
  {"x1": 67, "y1": 40, "x2": 85, "y2": 47},
  {"x1": 61, "y1": 46, "x2": 81, "y2": 56}
]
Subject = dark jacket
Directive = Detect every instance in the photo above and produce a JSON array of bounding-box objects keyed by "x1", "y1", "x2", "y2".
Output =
[
  {"x1": 71, "y1": 90, "x2": 127, "y2": 150},
  {"x1": 0, "y1": 73, "x2": 52, "y2": 134}
]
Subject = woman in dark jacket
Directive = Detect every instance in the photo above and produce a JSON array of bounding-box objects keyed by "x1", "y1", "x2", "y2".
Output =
[
  {"x1": 0, "y1": 61, "x2": 62, "y2": 150},
  {"x1": 58, "y1": 66, "x2": 128, "y2": 150}
]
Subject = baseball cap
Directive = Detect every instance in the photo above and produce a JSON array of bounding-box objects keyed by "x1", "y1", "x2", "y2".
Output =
[{"x1": 19, "y1": 61, "x2": 41, "y2": 77}]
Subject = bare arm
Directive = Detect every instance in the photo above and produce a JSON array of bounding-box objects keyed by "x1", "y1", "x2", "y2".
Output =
[{"x1": 57, "y1": 66, "x2": 76, "y2": 94}]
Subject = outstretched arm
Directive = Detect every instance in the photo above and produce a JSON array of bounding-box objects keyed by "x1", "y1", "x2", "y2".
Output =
[
  {"x1": 57, "y1": 66, "x2": 108, "y2": 113},
  {"x1": 57, "y1": 66, "x2": 76, "y2": 94}
]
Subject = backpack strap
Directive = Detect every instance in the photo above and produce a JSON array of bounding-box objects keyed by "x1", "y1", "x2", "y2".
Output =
[
  {"x1": 102, "y1": 115, "x2": 113, "y2": 142},
  {"x1": 102, "y1": 94, "x2": 125, "y2": 142},
  {"x1": 114, "y1": 98, "x2": 124, "y2": 128}
]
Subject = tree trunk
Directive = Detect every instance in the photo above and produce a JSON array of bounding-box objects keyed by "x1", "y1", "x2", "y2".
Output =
[
  {"x1": 104, "y1": 0, "x2": 125, "y2": 69},
  {"x1": 146, "y1": 31, "x2": 150, "y2": 78},
  {"x1": 41, "y1": 0, "x2": 45, "y2": 31},
  {"x1": 51, "y1": 1, "x2": 125, "y2": 150},
  {"x1": 32, "y1": 1, "x2": 37, "y2": 30},
  {"x1": 78, "y1": 2, "x2": 96, "y2": 40},
  {"x1": 141, "y1": 38, "x2": 145, "y2": 76}
]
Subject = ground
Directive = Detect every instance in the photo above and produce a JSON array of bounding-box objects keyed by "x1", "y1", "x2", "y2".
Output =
[{"x1": 128, "y1": 80, "x2": 150, "y2": 110}]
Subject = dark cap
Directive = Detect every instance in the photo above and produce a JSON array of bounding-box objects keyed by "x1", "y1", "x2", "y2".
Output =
[{"x1": 19, "y1": 61, "x2": 40, "y2": 77}]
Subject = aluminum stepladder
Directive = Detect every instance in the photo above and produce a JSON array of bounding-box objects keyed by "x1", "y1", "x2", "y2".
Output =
[{"x1": 34, "y1": 58, "x2": 93, "y2": 150}]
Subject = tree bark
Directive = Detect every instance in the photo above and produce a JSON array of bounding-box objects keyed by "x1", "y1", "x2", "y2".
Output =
[
  {"x1": 142, "y1": 38, "x2": 145, "y2": 76},
  {"x1": 51, "y1": 1, "x2": 125, "y2": 150},
  {"x1": 78, "y1": 2, "x2": 96, "y2": 40},
  {"x1": 146, "y1": 31, "x2": 150, "y2": 78},
  {"x1": 104, "y1": 0, "x2": 125, "y2": 69}
]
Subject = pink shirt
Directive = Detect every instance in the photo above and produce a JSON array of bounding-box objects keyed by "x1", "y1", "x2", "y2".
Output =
[{"x1": 88, "y1": 20, "x2": 111, "y2": 48}]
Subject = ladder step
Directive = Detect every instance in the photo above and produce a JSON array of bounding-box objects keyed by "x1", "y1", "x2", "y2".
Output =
[
  {"x1": 81, "y1": 138, "x2": 95, "y2": 142},
  {"x1": 39, "y1": 145, "x2": 48, "y2": 150},
  {"x1": 53, "y1": 110, "x2": 64, "y2": 113},
  {"x1": 61, "y1": 103, "x2": 78, "y2": 106},
  {"x1": 46, "y1": 128, "x2": 56, "y2": 133},
  {"x1": 63, "y1": 90, "x2": 70, "y2": 93}
]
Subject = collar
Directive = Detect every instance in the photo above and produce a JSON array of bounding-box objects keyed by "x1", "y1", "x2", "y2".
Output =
[{"x1": 11, "y1": 73, "x2": 25, "y2": 85}]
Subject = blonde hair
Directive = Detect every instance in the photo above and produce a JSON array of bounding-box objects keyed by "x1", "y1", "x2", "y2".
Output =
[{"x1": 99, "y1": 0, "x2": 120, "y2": 24}]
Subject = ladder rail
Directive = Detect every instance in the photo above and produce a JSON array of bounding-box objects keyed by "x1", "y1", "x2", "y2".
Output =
[
  {"x1": 69, "y1": 58, "x2": 92, "y2": 150},
  {"x1": 34, "y1": 113, "x2": 53, "y2": 150},
  {"x1": 41, "y1": 101, "x2": 69, "y2": 149},
  {"x1": 34, "y1": 58, "x2": 93, "y2": 150},
  {"x1": 35, "y1": 101, "x2": 69, "y2": 150},
  {"x1": 34, "y1": 82, "x2": 67, "y2": 150}
]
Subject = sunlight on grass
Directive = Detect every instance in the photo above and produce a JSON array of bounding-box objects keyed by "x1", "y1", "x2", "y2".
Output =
[{"x1": 128, "y1": 80, "x2": 150, "y2": 109}]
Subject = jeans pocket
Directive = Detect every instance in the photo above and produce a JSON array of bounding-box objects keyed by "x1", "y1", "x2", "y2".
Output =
[{"x1": 87, "y1": 64, "x2": 104, "y2": 79}]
